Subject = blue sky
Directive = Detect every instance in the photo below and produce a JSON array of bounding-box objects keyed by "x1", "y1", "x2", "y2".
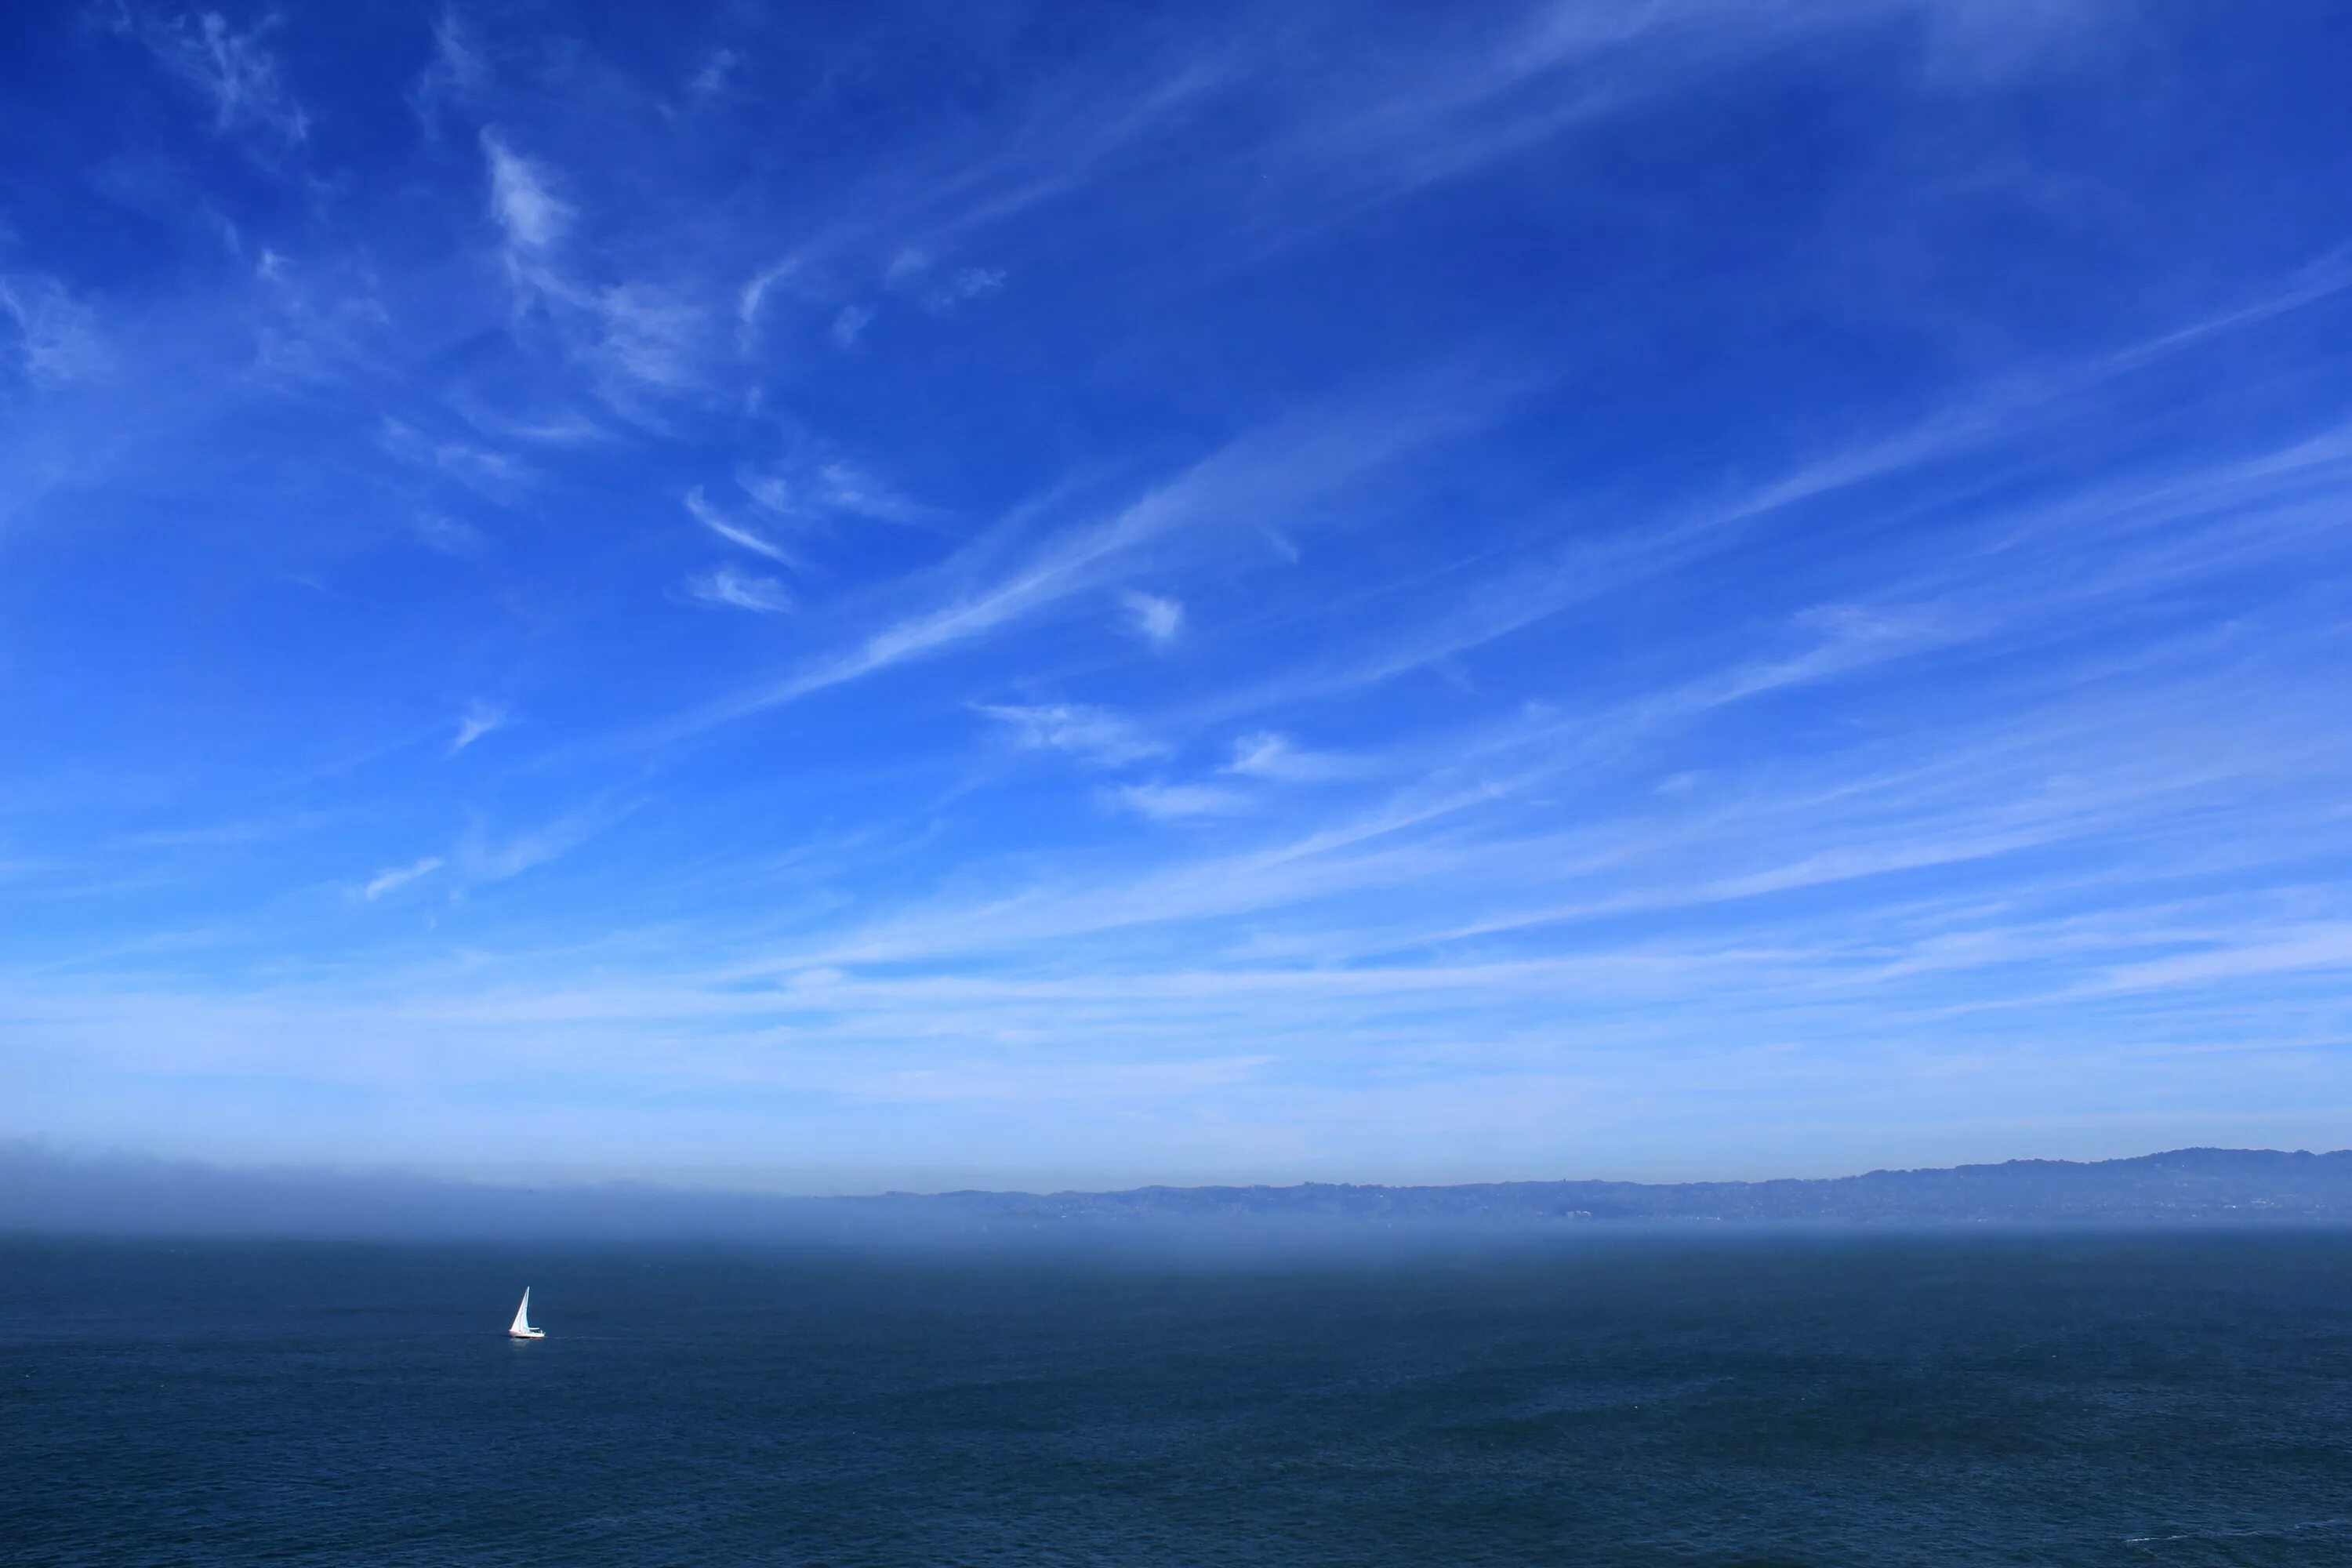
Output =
[{"x1": 4, "y1": 1, "x2": 2350, "y2": 1192}]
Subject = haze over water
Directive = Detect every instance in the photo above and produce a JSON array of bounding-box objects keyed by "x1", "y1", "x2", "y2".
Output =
[{"x1": 9, "y1": 1232, "x2": 2351, "y2": 1566}]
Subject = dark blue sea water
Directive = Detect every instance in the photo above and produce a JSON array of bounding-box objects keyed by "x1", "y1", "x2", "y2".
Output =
[{"x1": 5, "y1": 1232, "x2": 2350, "y2": 1566}]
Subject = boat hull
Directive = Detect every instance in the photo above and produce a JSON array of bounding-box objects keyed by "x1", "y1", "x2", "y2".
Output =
[{"x1": 508, "y1": 1328, "x2": 545, "y2": 1339}]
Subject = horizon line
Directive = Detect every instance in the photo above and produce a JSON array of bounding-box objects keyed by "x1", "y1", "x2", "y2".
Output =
[{"x1": 7, "y1": 1139, "x2": 2347, "y2": 1204}]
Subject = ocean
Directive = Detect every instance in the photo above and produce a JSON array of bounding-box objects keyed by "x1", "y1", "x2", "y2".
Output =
[{"x1": 4, "y1": 1231, "x2": 2349, "y2": 1566}]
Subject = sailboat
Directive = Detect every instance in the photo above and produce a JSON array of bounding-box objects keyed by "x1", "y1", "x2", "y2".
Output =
[{"x1": 508, "y1": 1287, "x2": 545, "y2": 1340}]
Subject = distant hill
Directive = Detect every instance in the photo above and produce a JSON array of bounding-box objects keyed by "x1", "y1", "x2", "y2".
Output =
[
  {"x1": 6, "y1": 1144, "x2": 2352, "y2": 1240},
  {"x1": 876, "y1": 1147, "x2": 2352, "y2": 1227}
]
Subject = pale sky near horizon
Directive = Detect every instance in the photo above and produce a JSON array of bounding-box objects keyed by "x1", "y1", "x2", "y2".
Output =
[{"x1": 4, "y1": 0, "x2": 2351, "y2": 1192}]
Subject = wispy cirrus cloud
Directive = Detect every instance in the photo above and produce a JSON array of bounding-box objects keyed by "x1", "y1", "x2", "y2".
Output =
[
  {"x1": 448, "y1": 701, "x2": 510, "y2": 755},
  {"x1": 2084, "y1": 923, "x2": 2352, "y2": 996},
  {"x1": 408, "y1": 10, "x2": 490, "y2": 131},
  {"x1": 733, "y1": 457, "x2": 946, "y2": 533},
  {"x1": 978, "y1": 702, "x2": 1166, "y2": 768},
  {"x1": 477, "y1": 132, "x2": 708, "y2": 415},
  {"x1": 586, "y1": 285, "x2": 702, "y2": 397},
  {"x1": 112, "y1": 6, "x2": 310, "y2": 146},
  {"x1": 686, "y1": 47, "x2": 739, "y2": 106},
  {"x1": 831, "y1": 306, "x2": 873, "y2": 348},
  {"x1": 685, "y1": 486, "x2": 800, "y2": 568},
  {"x1": 842, "y1": 0, "x2": 2107, "y2": 293},
  {"x1": 481, "y1": 129, "x2": 571, "y2": 256},
  {"x1": 644, "y1": 377, "x2": 1515, "y2": 743},
  {"x1": 0, "y1": 274, "x2": 107, "y2": 387},
  {"x1": 685, "y1": 565, "x2": 791, "y2": 614},
  {"x1": 248, "y1": 252, "x2": 394, "y2": 386},
  {"x1": 1224, "y1": 731, "x2": 1361, "y2": 783},
  {"x1": 376, "y1": 417, "x2": 532, "y2": 499},
  {"x1": 361, "y1": 856, "x2": 444, "y2": 901},
  {"x1": 884, "y1": 251, "x2": 1008, "y2": 313},
  {"x1": 801, "y1": 461, "x2": 945, "y2": 528},
  {"x1": 1120, "y1": 590, "x2": 1183, "y2": 648},
  {"x1": 735, "y1": 257, "x2": 799, "y2": 350},
  {"x1": 452, "y1": 803, "x2": 627, "y2": 886},
  {"x1": 409, "y1": 511, "x2": 486, "y2": 554},
  {"x1": 1190, "y1": 268, "x2": 2352, "y2": 731},
  {"x1": 1110, "y1": 781, "x2": 1251, "y2": 821}
]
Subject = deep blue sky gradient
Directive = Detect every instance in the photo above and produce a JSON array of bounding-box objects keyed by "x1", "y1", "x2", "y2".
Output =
[{"x1": 4, "y1": 0, "x2": 2351, "y2": 1189}]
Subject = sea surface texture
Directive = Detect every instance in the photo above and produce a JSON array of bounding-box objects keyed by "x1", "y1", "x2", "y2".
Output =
[{"x1": 5, "y1": 1232, "x2": 2350, "y2": 1566}]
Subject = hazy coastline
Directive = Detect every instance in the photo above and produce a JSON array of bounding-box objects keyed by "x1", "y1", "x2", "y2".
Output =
[{"x1": 9, "y1": 1144, "x2": 2350, "y2": 1243}]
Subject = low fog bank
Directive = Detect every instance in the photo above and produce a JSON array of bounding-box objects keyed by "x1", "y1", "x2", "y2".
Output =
[
  {"x1": 9, "y1": 1145, "x2": 2352, "y2": 1246},
  {"x1": 1, "y1": 1145, "x2": 931, "y2": 1247}
]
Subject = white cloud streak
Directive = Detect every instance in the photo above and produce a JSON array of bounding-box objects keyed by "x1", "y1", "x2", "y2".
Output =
[
  {"x1": 362, "y1": 856, "x2": 445, "y2": 901},
  {"x1": 1224, "y1": 731, "x2": 1362, "y2": 783},
  {"x1": 477, "y1": 134, "x2": 706, "y2": 415},
  {"x1": 376, "y1": 418, "x2": 532, "y2": 499},
  {"x1": 409, "y1": 11, "x2": 489, "y2": 130},
  {"x1": 978, "y1": 703, "x2": 1167, "y2": 768},
  {"x1": 449, "y1": 702, "x2": 510, "y2": 755},
  {"x1": 1109, "y1": 782, "x2": 1252, "y2": 821},
  {"x1": 419, "y1": 800, "x2": 639, "y2": 895},
  {"x1": 686, "y1": 487, "x2": 800, "y2": 568},
  {"x1": 410, "y1": 512, "x2": 486, "y2": 554},
  {"x1": 1120, "y1": 590, "x2": 1183, "y2": 648},
  {"x1": 736, "y1": 257, "x2": 798, "y2": 350},
  {"x1": 686, "y1": 565, "x2": 792, "y2": 614},
  {"x1": 642, "y1": 381, "x2": 1507, "y2": 746},
  {"x1": 0, "y1": 274, "x2": 107, "y2": 387},
  {"x1": 482, "y1": 130, "x2": 570, "y2": 253},
  {"x1": 117, "y1": 7, "x2": 310, "y2": 145},
  {"x1": 808, "y1": 461, "x2": 944, "y2": 527}
]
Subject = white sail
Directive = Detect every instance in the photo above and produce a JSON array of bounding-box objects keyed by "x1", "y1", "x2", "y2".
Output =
[{"x1": 510, "y1": 1287, "x2": 535, "y2": 1337}]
